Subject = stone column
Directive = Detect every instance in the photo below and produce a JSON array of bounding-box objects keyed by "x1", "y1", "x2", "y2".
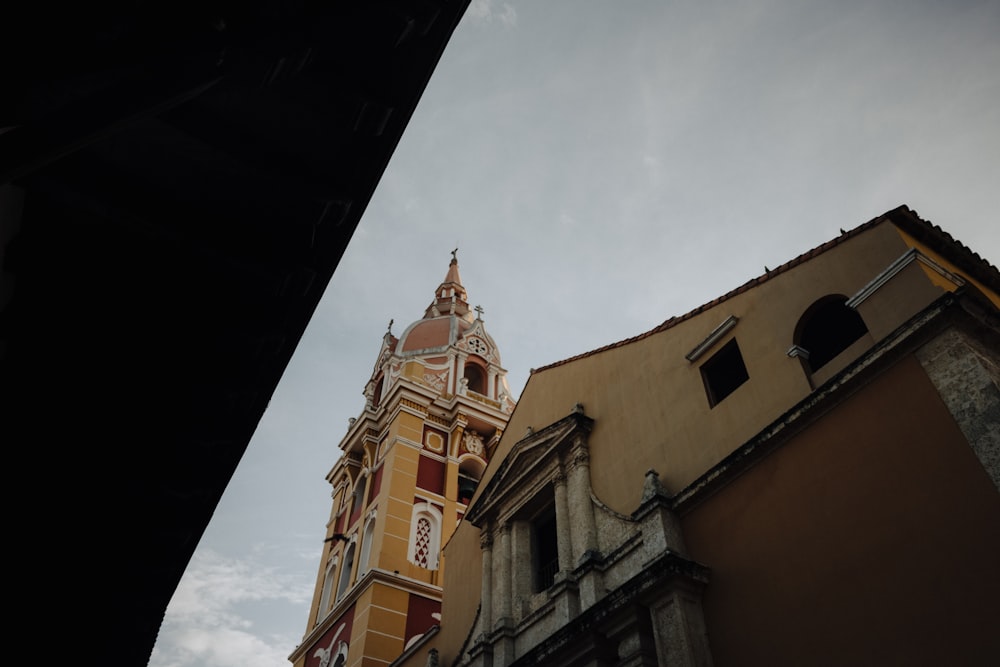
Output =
[
  {"x1": 487, "y1": 368, "x2": 497, "y2": 400},
  {"x1": 566, "y1": 437, "x2": 603, "y2": 609},
  {"x1": 550, "y1": 467, "x2": 582, "y2": 625},
  {"x1": 455, "y1": 352, "x2": 468, "y2": 394},
  {"x1": 553, "y1": 469, "x2": 573, "y2": 572},
  {"x1": 510, "y1": 519, "x2": 532, "y2": 617},
  {"x1": 493, "y1": 521, "x2": 516, "y2": 665},
  {"x1": 495, "y1": 521, "x2": 512, "y2": 626},
  {"x1": 567, "y1": 438, "x2": 598, "y2": 563},
  {"x1": 480, "y1": 528, "x2": 493, "y2": 633}
]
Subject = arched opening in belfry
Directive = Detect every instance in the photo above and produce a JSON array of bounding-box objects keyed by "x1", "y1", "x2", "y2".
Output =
[
  {"x1": 464, "y1": 362, "x2": 487, "y2": 395},
  {"x1": 795, "y1": 295, "x2": 869, "y2": 372},
  {"x1": 457, "y1": 457, "x2": 486, "y2": 504}
]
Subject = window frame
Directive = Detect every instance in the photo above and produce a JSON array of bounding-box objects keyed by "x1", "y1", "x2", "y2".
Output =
[
  {"x1": 408, "y1": 502, "x2": 443, "y2": 570},
  {"x1": 700, "y1": 337, "x2": 750, "y2": 407}
]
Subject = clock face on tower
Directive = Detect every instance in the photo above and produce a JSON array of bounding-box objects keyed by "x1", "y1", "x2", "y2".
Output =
[{"x1": 468, "y1": 337, "x2": 488, "y2": 356}]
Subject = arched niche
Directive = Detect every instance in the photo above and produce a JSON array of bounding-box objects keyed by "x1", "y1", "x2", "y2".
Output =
[{"x1": 794, "y1": 295, "x2": 869, "y2": 373}]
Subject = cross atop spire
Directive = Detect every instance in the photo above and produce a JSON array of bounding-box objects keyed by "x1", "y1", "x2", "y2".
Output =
[
  {"x1": 424, "y1": 249, "x2": 469, "y2": 319},
  {"x1": 474, "y1": 305, "x2": 484, "y2": 320}
]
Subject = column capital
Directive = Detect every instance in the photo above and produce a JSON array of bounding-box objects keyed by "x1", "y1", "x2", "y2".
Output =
[
  {"x1": 568, "y1": 443, "x2": 590, "y2": 470},
  {"x1": 480, "y1": 529, "x2": 494, "y2": 550}
]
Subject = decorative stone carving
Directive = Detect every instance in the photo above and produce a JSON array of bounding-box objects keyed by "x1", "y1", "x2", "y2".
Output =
[
  {"x1": 463, "y1": 429, "x2": 485, "y2": 456},
  {"x1": 423, "y1": 372, "x2": 446, "y2": 391},
  {"x1": 468, "y1": 336, "x2": 489, "y2": 356}
]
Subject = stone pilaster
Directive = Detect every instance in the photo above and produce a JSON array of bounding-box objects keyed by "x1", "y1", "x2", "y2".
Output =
[
  {"x1": 494, "y1": 521, "x2": 512, "y2": 627},
  {"x1": 916, "y1": 328, "x2": 1000, "y2": 490},
  {"x1": 480, "y1": 528, "x2": 494, "y2": 633},
  {"x1": 634, "y1": 469, "x2": 688, "y2": 559},
  {"x1": 566, "y1": 436, "x2": 604, "y2": 609},
  {"x1": 649, "y1": 589, "x2": 714, "y2": 667},
  {"x1": 492, "y1": 520, "x2": 516, "y2": 664},
  {"x1": 510, "y1": 519, "x2": 532, "y2": 617},
  {"x1": 553, "y1": 469, "x2": 573, "y2": 572}
]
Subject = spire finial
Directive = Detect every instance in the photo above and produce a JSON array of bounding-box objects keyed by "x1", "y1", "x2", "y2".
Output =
[
  {"x1": 474, "y1": 305, "x2": 484, "y2": 320},
  {"x1": 451, "y1": 247, "x2": 458, "y2": 263},
  {"x1": 387, "y1": 318, "x2": 393, "y2": 334}
]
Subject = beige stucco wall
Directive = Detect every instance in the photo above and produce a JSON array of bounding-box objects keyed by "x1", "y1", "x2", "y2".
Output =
[{"x1": 478, "y1": 221, "x2": 949, "y2": 516}]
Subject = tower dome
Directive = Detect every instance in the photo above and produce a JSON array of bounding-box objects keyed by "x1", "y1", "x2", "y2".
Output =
[{"x1": 364, "y1": 251, "x2": 513, "y2": 413}]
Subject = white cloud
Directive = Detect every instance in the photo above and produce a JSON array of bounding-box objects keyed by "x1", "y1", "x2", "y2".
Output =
[
  {"x1": 149, "y1": 549, "x2": 313, "y2": 667},
  {"x1": 467, "y1": 0, "x2": 517, "y2": 27}
]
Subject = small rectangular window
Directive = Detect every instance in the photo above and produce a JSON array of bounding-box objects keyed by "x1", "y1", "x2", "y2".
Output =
[{"x1": 701, "y1": 338, "x2": 749, "y2": 407}]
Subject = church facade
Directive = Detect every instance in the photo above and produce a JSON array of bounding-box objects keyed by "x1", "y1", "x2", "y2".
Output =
[
  {"x1": 390, "y1": 206, "x2": 1000, "y2": 666},
  {"x1": 289, "y1": 254, "x2": 515, "y2": 667}
]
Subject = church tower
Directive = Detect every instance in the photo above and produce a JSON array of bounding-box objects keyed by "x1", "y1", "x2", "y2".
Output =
[{"x1": 290, "y1": 253, "x2": 515, "y2": 667}]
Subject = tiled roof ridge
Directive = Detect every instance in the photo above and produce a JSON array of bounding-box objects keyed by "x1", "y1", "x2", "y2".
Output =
[
  {"x1": 533, "y1": 205, "x2": 992, "y2": 375},
  {"x1": 884, "y1": 206, "x2": 1000, "y2": 288}
]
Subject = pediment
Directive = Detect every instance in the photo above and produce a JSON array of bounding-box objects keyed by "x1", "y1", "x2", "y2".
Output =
[
  {"x1": 466, "y1": 406, "x2": 593, "y2": 526},
  {"x1": 370, "y1": 334, "x2": 397, "y2": 381}
]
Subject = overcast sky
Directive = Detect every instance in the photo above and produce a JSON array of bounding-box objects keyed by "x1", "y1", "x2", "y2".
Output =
[{"x1": 149, "y1": 1, "x2": 999, "y2": 666}]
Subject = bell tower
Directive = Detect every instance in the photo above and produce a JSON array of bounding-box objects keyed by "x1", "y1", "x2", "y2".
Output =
[{"x1": 291, "y1": 253, "x2": 514, "y2": 667}]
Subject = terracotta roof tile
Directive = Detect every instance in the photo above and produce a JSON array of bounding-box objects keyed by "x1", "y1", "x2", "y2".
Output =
[{"x1": 532, "y1": 205, "x2": 997, "y2": 375}]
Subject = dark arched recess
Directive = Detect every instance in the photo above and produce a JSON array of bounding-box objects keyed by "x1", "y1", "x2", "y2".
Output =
[{"x1": 795, "y1": 295, "x2": 869, "y2": 372}]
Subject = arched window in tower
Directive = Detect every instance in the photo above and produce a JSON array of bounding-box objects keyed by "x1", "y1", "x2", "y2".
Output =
[
  {"x1": 349, "y1": 473, "x2": 367, "y2": 527},
  {"x1": 408, "y1": 503, "x2": 442, "y2": 570},
  {"x1": 358, "y1": 512, "x2": 376, "y2": 576},
  {"x1": 463, "y1": 362, "x2": 487, "y2": 395},
  {"x1": 795, "y1": 295, "x2": 869, "y2": 372},
  {"x1": 335, "y1": 540, "x2": 355, "y2": 602},
  {"x1": 318, "y1": 555, "x2": 338, "y2": 620}
]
